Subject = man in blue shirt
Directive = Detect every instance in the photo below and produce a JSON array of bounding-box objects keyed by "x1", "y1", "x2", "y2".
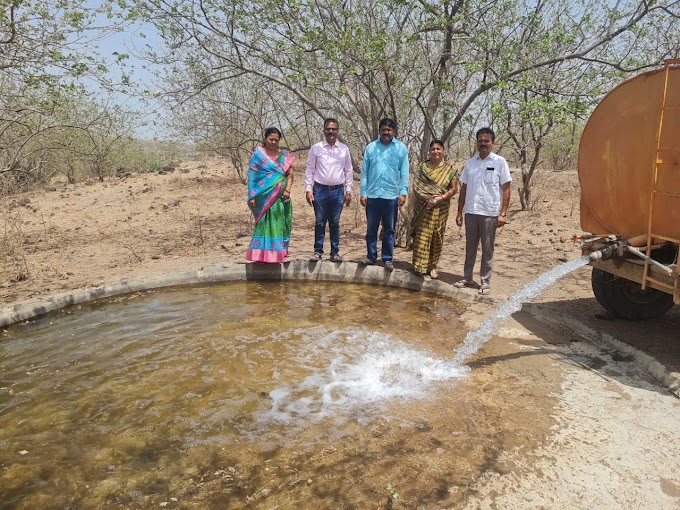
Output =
[{"x1": 359, "y1": 118, "x2": 410, "y2": 271}]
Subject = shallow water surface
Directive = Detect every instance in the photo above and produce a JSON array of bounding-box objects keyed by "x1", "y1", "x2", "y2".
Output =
[{"x1": 0, "y1": 281, "x2": 561, "y2": 509}]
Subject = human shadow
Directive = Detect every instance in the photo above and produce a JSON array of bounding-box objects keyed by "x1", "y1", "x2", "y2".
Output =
[{"x1": 391, "y1": 259, "x2": 469, "y2": 286}]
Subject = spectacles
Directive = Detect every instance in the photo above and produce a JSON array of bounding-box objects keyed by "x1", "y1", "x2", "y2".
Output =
[{"x1": 325, "y1": 128, "x2": 339, "y2": 132}]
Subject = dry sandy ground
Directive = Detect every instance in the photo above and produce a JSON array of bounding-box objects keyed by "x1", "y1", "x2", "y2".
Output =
[
  {"x1": 0, "y1": 158, "x2": 591, "y2": 303},
  {"x1": 1, "y1": 159, "x2": 679, "y2": 509}
]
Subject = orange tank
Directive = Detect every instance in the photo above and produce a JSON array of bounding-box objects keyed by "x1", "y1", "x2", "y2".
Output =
[{"x1": 579, "y1": 64, "x2": 680, "y2": 241}]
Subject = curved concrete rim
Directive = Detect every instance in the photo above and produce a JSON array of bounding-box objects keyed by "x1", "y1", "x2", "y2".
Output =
[
  {"x1": 0, "y1": 261, "x2": 493, "y2": 327},
  {"x1": 2, "y1": 260, "x2": 678, "y2": 397}
]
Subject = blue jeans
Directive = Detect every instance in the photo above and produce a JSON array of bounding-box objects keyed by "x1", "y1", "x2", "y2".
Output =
[
  {"x1": 313, "y1": 183, "x2": 345, "y2": 256},
  {"x1": 365, "y1": 197, "x2": 398, "y2": 262}
]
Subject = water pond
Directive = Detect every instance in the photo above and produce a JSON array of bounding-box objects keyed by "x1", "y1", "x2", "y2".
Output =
[{"x1": 0, "y1": 281, "x2": 560, "y2": 509}]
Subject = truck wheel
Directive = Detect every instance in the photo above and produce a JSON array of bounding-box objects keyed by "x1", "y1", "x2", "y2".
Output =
[{"x1": 591, "y1": 268, "x2": 674, "y2": 320}]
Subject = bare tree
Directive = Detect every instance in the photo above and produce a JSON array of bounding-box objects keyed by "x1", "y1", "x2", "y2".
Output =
[
  {"x1": 122, "y1": 0, "x2": 678, "y2": 160},
  {"x1": 0, "y1": 1, "x2": 140, "y2": 191}
]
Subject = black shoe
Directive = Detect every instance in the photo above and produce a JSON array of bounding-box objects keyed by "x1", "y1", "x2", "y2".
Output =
[
  {"x1": 383, "y1": 260, "x2": 394, "y2": 272},
  {"x1": 329, "y1": 254, "x2": 342, "y2": 262}
]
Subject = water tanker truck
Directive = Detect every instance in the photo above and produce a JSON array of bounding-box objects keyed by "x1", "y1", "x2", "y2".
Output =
[{"x1": 579, "y1": 59, "x2": 679, "y2": 319}]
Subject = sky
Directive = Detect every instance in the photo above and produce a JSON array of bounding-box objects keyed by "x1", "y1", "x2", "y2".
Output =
[{"x1": 85, "y1": 5, "x2": 170, "y2": 139}]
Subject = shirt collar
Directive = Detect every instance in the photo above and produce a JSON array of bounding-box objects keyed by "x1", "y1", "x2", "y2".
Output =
[
  {"x1": 376, "y1": 137, "x2": 396, "y2": 146},
  {"x1": 476, "y1": 151, "x2": 496, "y2": 161},
  {"x1": 322, "y1": 139, "x2": 338, "y2": 149}
]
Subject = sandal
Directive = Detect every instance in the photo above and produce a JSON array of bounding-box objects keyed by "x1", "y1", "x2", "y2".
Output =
[
  {"x1": 429, "y1": 269, "x2": 439, "y2": 279},
  {"x1": 479, "y1": 287, "x2": 490, "y2": 295},
  {"x1": 454, "y1": 279, "x2": 472, "y2": 288}
]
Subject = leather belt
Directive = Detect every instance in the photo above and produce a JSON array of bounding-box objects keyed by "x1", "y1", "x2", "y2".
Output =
[{"x1": 314, "y1": 182, "x2": 344, "y2": 190}]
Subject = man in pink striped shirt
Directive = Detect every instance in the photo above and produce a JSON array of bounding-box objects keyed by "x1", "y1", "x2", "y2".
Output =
[{"x1": 304, "y1": 118, "x2": 354, "y2": 262}]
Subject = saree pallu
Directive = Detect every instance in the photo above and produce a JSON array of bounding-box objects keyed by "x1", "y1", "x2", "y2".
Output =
[
  {"x1": 410, "y1": 161, "x2": 458, "y2": 274},
  {"x1": 246, "y1": 147, "x2": 296, "y2": 263}
]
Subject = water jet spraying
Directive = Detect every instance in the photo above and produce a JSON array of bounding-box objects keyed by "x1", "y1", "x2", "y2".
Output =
[{"x1": 453, "y1": 256, "x2": 592, "y2": 365}]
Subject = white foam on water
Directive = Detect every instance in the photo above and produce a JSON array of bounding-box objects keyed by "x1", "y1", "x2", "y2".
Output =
[
  {"x1": 251, "y1": 327, "x2": 468, "y2": 436},
  {"x1": 452, "y1": 256, "x2": 591, "y2": 365}
]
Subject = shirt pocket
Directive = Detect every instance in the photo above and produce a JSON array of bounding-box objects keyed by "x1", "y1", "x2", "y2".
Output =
[{"x1": 483, "y1": 166, "x2": 497, "y2": 183}]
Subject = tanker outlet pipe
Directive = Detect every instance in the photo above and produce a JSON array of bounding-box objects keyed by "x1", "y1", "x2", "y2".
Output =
[
  {"x1": 587, "y1": 241, "x2": 626, "y2": 262},
  {"x1": 586, "y1": 239, "x2": 674, "y2": 276},
  {"x1": 625, "y1": 246, "x2": 673, "y2": 275}
]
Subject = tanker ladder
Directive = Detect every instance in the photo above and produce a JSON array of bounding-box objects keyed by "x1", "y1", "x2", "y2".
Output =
[{"x1": 643, "y1": 58, "x2": 680, "y2": 305}]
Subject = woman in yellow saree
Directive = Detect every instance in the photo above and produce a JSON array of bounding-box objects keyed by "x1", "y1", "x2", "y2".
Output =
[{"x1": 410, "y1": 139, "x2": 459, "y2": 278}]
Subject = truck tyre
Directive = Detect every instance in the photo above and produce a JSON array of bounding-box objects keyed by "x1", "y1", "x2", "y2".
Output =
[{"x1": 591, "y1": 268, "x2": 674, "y2": 320}]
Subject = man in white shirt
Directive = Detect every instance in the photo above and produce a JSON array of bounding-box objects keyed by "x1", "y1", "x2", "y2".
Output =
[
  {"x1": 455, "y1": 127, "x2": 512, "y2": 294},
  {"x1": 304, "y1": 118, "x2": 353, "y2": 262}
]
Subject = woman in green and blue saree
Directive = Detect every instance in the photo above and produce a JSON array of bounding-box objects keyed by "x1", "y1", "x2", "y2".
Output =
[{"x1": 246, "y1": 127, "x2": 296, "y2": 263}]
